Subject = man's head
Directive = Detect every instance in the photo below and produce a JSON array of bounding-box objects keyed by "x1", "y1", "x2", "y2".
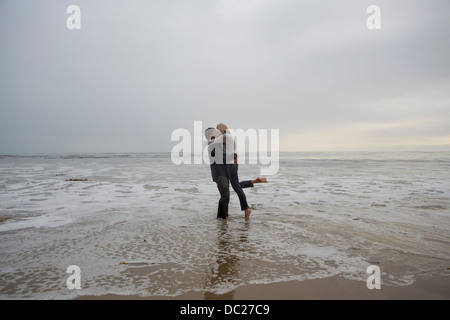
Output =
[
  {"x1": 205, "y1": 127, "x2": 221, "y2": 140},
  {"x1": 204, "y1": 127, "x2": 215, "y2": 140}
]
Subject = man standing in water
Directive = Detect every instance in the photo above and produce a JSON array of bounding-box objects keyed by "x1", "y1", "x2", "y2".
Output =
[{"x1": 205, "y1": 126, "x2": 267, "y2": 220}]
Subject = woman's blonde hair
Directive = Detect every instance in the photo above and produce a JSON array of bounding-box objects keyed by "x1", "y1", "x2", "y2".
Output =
[{"x1": 216, "y1": 123, "x2": 228, "y2": 134}]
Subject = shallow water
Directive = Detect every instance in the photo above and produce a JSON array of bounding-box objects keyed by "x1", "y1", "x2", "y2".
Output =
[{"x1": 0, "y1": 152, "x2": 449, "y2": 299}]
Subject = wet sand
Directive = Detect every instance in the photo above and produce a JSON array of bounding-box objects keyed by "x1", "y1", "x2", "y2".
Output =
[
  {"x1": 2, "y1": 153, "x2": 449, "y2": 300},
  {"x1": 77, "y1": 275, "x2": 450, "y2": 300}
]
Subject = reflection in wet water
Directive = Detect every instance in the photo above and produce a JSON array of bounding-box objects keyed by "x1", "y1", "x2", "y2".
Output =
[{"x1": 204, "y1": 220, "x2": 252, "y2": 299}]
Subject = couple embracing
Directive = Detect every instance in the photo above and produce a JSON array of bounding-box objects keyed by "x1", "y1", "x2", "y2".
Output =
[{"x1": 205, "y1": 123, "x2": 267, "y2": 220}]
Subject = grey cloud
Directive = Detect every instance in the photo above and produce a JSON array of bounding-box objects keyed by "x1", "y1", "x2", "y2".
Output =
[{"x1": 1, "y1": 0, "x2": 449, "y2": 152}]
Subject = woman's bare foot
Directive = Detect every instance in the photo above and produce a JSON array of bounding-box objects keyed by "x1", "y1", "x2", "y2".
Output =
[
  {"x1": 253, "y1": 177, "x2": 268, "y2": 184},
  {"x1": 244, "y1": 207, "x2": 252, "y2": 220}
]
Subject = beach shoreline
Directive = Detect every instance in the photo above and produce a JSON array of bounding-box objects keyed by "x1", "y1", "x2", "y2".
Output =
[
  {"x1": 76, "y1": 275, "x2": 450, "y2": 300},
  {"x1": 2, "y1": 153, "x2": 449, "y2": 300}
]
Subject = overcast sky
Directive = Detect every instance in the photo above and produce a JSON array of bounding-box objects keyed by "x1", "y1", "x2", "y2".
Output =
[{"x1": 1, "y1": 0, "x2": 449, "y2": 153}]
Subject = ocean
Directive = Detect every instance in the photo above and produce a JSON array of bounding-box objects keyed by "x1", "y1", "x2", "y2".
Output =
[{"x1": 0, "y1": 152, "x2": 449, "y2": 299}]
